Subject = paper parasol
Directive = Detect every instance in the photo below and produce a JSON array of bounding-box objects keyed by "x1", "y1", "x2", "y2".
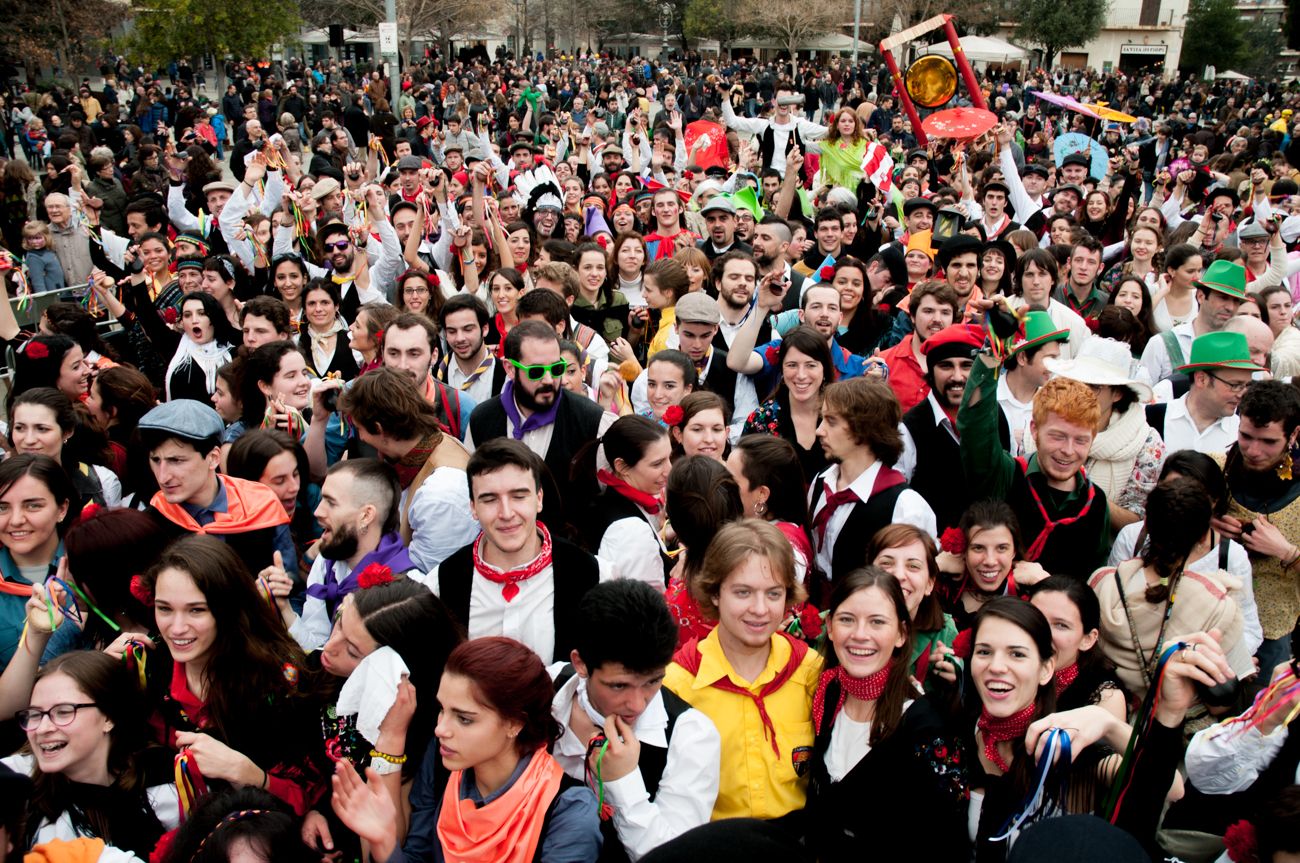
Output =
[
  {"x1": 921, "y1": 107, "x2": 997, "y2": 141},
  {"x1": 1083, "y1": 102, "x2": 1137, "y2": 123},
  {"x1": 1053, "y1": 132, "x2": 1109, "y2": 180},
  {"x1": 1030, "y1": 90, "x2": 1103, "y2": 119}
]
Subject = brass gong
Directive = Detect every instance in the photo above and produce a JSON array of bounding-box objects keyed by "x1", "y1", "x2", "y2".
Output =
[{"x1": 905, "y1": 55, "x2": 958, "y2": 108}]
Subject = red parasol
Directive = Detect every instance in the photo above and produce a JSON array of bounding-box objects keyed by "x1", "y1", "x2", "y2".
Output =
[{"x1": 921, "y1": 107, "x2": 998, "y2": 140}]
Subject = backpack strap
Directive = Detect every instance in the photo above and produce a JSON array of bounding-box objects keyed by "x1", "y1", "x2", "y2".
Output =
[{"x1": 1161, "y1": 330, "x2": 1185, "y2": 369}]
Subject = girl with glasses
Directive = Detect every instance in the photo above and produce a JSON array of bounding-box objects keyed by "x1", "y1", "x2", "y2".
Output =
[{"x1": 5, "y1": 651, "x2": 178, "y2": 858}]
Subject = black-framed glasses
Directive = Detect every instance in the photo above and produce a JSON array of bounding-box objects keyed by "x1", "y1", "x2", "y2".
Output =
[
  {"x1": 508, "y1": 358, "x2": 567, "y2": 380},
  {"x1": 16, "y1": 702, "x2": 98, "y2": 731},
  {"x1": 1207, "y1": 371, "x2": 1251, "y2": 393}
]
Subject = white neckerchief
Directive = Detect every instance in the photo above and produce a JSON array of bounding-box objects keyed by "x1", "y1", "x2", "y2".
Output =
[
  {"x1": 309, "y1": 317, "x2": 347, "y2": 373},
  {"x1": 165, "y1": 335, "x2": 231, "y2": 401}
]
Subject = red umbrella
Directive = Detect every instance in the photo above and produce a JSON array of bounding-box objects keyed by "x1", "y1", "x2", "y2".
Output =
[
  {"x1": 921, "y1": 107, "x2": 998, "y2": 140},
  {"x1": 685, "y1": 120, "x2": 730, "y2": 171}
]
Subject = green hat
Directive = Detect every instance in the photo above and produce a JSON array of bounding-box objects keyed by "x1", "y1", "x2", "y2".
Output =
[
  {"x1": 1011, "y1": 310, "x2": 1070, "y2": 355},
  {"x1": 1177, "y1": 331, "x2": 1266, "y2": 373},
  {"x1": 1193, "y1": 259, "x2": 1248, "y2": 300},
  {"x1": 732, "y1": 186, "x2": 765, "y2": 222}
]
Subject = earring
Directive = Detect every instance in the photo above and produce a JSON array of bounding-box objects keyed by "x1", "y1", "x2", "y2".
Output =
[
  {"x1": 754, "y1": 500, "x2": 767, "y2": 516},
  {"x1": 1279, "y1": 450, "x2": 1294, "y2": 481}
]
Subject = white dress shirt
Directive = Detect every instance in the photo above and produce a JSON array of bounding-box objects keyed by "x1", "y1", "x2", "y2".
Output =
[
  {"x1": 466, "y1": 397, "x2": 617, "y2": 457},
  {"x1": 1157, "y1": 393, "x2": 1239, "y2": 455},
  {"x1": 1186, "y1": 722, "x2": 1297, "y2": 795},
  {"x1": 1140, "y1": 320, "x2": 1197, "y2": 385},
  {"x1": 808, "y1": 461, "x2": 937, "y2": 578},
  {"x1": 597, "y1": 505, "x2": 668, "y2": 590},
  {"x1": 403, "y1": 466, "x2": 481, "y2": 573},
  {"x1": 996, "y1": 375, "x2": 1035, "y2": 457},
  {"x1": 446, "y1": 352, "x2": 499, "y2": 406},
  {"x1": 549, "y1": 672, "x2": 720, "y2": 861},
  {"x1": 428, "y1": 562, "x2": 559, "y2": 662}
]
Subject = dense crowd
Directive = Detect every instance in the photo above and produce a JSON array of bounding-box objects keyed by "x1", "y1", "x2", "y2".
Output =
[{"x1": 0, "y1": 44, "x2": 1298, "y2": 863}]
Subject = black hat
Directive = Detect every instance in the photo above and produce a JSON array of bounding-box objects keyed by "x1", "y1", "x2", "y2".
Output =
[
  {"x1": 509, "y1": 140, "x2": 537, "y2": 154},
  {"x1": 936, "y1": 234, "x2": 985, "y2": 270},
  {"x1": 907, "y1": 147, "x2": 930, "y2": 163},
  {"x1": 1021, "y1": 162, "x2": 1050, "y2": 179},
  {"x1": 878, "y1": 245, "x2": 908, "y2": 288},
  {"x1": 980, "y1": 180, "x2": 1011, "y2": 198},
  {"x1": 983, "y1": 238, "x2": 1017, "y2": 267},
  {"x1": 903, "y1": 197, "x2": 939, "y2": 218},
  {"x1": 1061, "y1": 152, "x2": 1092, "y2": 170},
  {"x1": 1205, "y1": 183, "x2": 1240, "y2": 207},
  {"x1": 1006, "y1": 816, "x2": 1149, "y2": 863}
]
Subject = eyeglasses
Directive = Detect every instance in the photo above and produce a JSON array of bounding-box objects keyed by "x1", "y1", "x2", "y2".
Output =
[
  {"x1": 16, "y1": 702, "x2": 98, "y2": 731},
  {"x1": 508, "y1": 358, "x2": 567, "y2": 380},
  {"x1": 1207, "y1": 371, "x2": 1251, "y2": 393},
  {"x1": 403, "y1": 286, "x2": 430, "y2": 296},
  {"x1": 324, "y1": 240, "x2": 351, "y2": 252}
]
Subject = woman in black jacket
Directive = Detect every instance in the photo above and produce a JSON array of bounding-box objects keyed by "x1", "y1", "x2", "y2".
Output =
[{"x1": 805, "y1": 568, "x2": 968, "y2": 860}]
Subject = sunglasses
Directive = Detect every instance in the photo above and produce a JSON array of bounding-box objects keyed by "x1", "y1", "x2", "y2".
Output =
[
  {"x1": 508, "y1": 358, "x2": 567, "y2": 381},
  {"x1": 324, "y1": 240, "x2": 351, "y2": 252}
]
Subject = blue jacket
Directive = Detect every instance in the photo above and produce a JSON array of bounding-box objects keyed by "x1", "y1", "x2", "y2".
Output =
[{"x1": 0, "y1": 544, "x2": 63, "y2": 672}]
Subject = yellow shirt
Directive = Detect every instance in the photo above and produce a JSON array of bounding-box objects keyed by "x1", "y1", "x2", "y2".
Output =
[
  {"x1": 663, "y1": 629, "x2": 822, "y2": 821},
  {"x1": 648, "y1": 306, "x2": 677, "y2": 358}
]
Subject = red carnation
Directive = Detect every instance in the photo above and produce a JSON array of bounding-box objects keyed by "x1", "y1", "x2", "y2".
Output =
[
  {"x1": 162, "y1": 308, "x2": 178, "y2": 325},
  {"x1": 819, "y1": 265, "x2": 835, "y2": 281},
  {"x1": 1224, "y1": 820, "x2": 1258, "y2": 863},
  {"x1": 80, "y1": 502, "x2": 104, "y2": 520},
  {"x1": 374, "y1": 328, "x2": 385, "y2": 345},
  {"x1": 129, "y1": 574, "x2": 154, "y2": 607},
  {"x1": 24, "y1": 341, "x2": 48, "y2": 360},
  {"x1": 798, "y1": 604, "x2": 823, "y2": 638},
  {"x1": 939, "y1": 527, "x2": 967, "y2": 555},
  {"x1": 662, "y1": 405, "x2": 685, "y2": 426},
  {"x1": 951, "y1": 628, "x2": 973, "y2": 660},
  {"x1": 764, "y1": 344, "x2": 779, "y2": 365},
  {"x1": 358, "y1": 562, "x2": 394, "y2": 589}
]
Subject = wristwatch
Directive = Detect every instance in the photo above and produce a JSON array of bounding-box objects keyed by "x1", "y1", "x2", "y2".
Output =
[{"x1": 367, "y1": 756, "x2": 402, "y2": 776}]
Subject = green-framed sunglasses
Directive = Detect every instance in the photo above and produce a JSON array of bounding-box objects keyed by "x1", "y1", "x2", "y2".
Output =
[{"x1": 508, "y1": 358, "x2": 568, "y2": 381}]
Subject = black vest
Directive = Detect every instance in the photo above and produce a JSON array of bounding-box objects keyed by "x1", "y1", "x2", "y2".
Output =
[
  {"x1": 1007, "y1": 467, "x2": 1110, "y2": 580},
  {"x1": 580, "y1": 490, "x2": 670, "y2": 588},
  {"x1": 298, "y1": 327, "x2": 360, "y2": 380},
  {"x1": 701, "y1": 348, "x2": 740, "y2": 413},
  {"x1": 435, "y1": 536, "x2": 600, "y2": 663},
  {"x1": 552, "y1": 666, "x2": 692, "y2": 863},
  {"x1": 758, "y1": 123, "x2": 804, "y2": 173},
  {"x1": 808, "y1": 473, "x2": 908, "y2": 587},
  {"x1": 903, "y1": 399, "x2": 1011, "y2": 534},
  {"x1": 467, "y1": 390, "x2": 606, "y2": 528}
]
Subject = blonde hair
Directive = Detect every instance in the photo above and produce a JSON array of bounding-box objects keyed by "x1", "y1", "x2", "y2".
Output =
[
  {"x1": 22, "y1": 220, "x2": 53, "y2": 249},
  {"x1": 691, "y1": 519, "x2": 805, "y2": 619}
]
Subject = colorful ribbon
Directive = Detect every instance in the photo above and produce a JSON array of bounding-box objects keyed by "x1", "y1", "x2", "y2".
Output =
[
  {"x1": 124, "y1": 639, "x2": 149, "y2": 690},
  {"x1": 175, "y1": 750, "x2": 209, "y2": 819},
  {"x1": 991, "y1": 727, "x2": 1071, "y2": 843}
]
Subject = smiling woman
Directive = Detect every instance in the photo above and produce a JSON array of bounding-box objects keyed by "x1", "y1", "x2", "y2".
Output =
[{"x1": 4, "y1": 651, "x2": 178, "y2": 858}]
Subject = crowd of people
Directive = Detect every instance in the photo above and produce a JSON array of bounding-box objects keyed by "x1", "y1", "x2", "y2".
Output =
[{"x1": 0, "y1": 43, "x2": 1298, "y2": 863}]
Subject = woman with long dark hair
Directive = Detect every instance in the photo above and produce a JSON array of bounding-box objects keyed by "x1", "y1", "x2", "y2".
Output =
[
  {"x1": 136, "y1": 534, "x2": 330, "y2": 815},
  {"x1": 741, "y1": 325, "x2": 835, "y2": 483},
  {"x1": 231, "y1": 341, "x2": 313, "y2": 450},
  {"x1": 936, "y1": 500, "x2": 1047, "y2": 631},
  {"x1": 1026, "y1": 576, "x2": 1127, "y2": 717},
  {"x1": 226, "y1": 429, "x2": 318, "y2": 570},
  {"x1": 727, "y1": 435, "x2": 814, "y2": 586},
  {"x1": 330, "y1": 636, "x2": 601, "y2": 863},
  {"x1": 9, "y1": 387, "x2": 121, "y2": 507},
  {"x1": 0, "y1": 454, "x2": 77, "y2": 671},
  {"x1": 301, "y1": 577, "x2": 465, "y2": 860},
  {"x1": 805, "y1": 569, "x2": 966, "y2": 859}
]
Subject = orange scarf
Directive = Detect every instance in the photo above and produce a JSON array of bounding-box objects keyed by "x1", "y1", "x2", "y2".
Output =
[
  {"x1": 436, "y1": 748, "x2": 564, "y2": 863},
  {"x1": 150, "y1": 475, "x2": 289, "y2": 535}
]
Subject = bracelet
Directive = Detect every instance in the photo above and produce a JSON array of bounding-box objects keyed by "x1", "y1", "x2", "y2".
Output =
[
  {"x1": 368, "y1": 756, "x2": 403, "y2": 776},
  {"x1": 260, "y1": 768, "x2": 269, "y2": 789},
  {"x1": 369, "y1": 749, "x2": 408, "y2": 765}
]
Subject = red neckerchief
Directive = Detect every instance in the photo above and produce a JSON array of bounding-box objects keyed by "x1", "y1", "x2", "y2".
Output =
[
  {"x1": 1014, "y1": 456, "x2": 1096, "y2": 561},
  {"x1": 673, "y1": 632, "x2": 810, "y2": 757},
  {"x1": 812, "y1": 664, "x2": 892, "y2": 734},
  {"x1": 1054, "y1": 662, "x2": 1079, "y2": 696},
  {"x1": 472, "y1": 522, "x2": 553, "y2": 602},
  {"x1": 494, "y1": 313, "x2": 512, "y2": 358},
  {"x1": 166, "y1": 661, "x2": 211, "y2": 745},
  {"x1": 812, "y1": 466, "x2": 906, "y2": 544},
  {"x1": 977, "y1": 703, "x2": 1036, "y2": 773},
  {"x1": 597, "y1": 469, "x2": 662, "y2": 514}
]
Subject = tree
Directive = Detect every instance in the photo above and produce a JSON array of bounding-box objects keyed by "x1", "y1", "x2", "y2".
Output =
[
  {"x1": 1012, "y1": 0, "x2": 1107, "y2": 68},
  {"x1": 744, "y1": 0, "x2": 851, "y2": 79},
  {"x1": 1240, "y1": 15, "x2": 1286, "y2": 78},
  {"x1": 303, "y1": 0, "x2": 494, "y2": 67},
  {"x1": 684, "y1": 0, "x2": 749, "y2": 55},
  {"x1": 126, "y1": 0, "x2": 301, "y2": 66},
  {"x1": 1180, "y1": 0, "x2": 1247, "y2": 73},
  {"x1": 1, "y1": 0, "x2": 126, "y2": 80}
]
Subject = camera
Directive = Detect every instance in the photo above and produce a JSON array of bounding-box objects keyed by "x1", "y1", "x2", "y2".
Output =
[
  {"x1": 251, "y1": 139, "x2": 266, "y2": 151},
  {"x1": 320, "y1": 387, "x2": 340, "y2": 415}
]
